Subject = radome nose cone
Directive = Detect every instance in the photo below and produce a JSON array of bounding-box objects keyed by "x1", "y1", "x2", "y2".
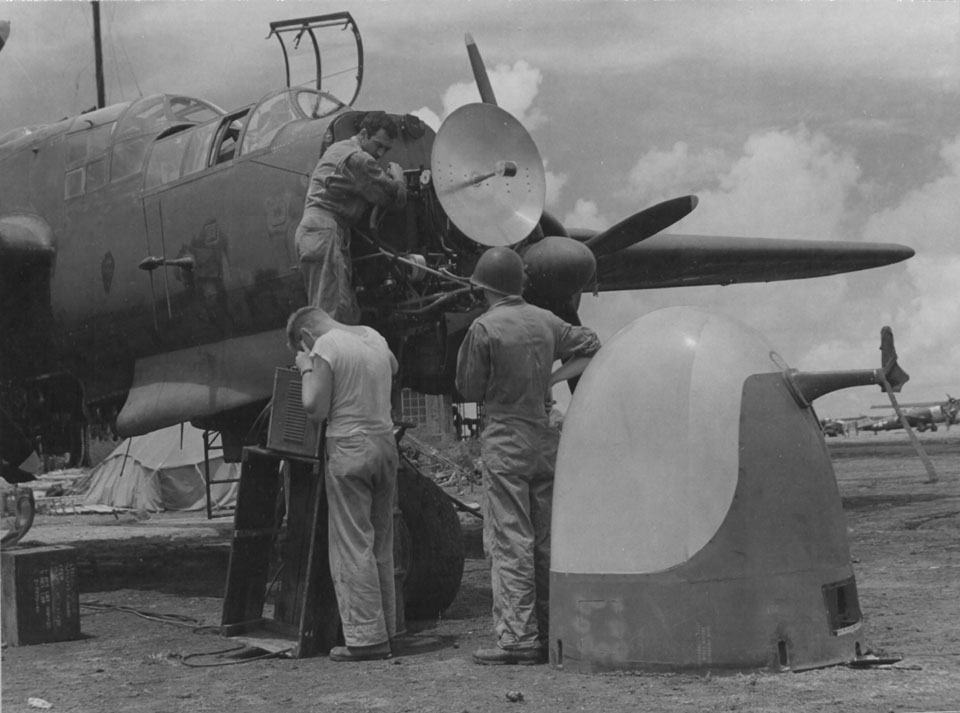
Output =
[{"x1": 553, "y1": 306, "x2": 780, "y2": 575}]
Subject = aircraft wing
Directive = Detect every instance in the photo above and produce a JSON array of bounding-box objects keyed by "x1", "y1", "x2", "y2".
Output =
[{"x1": 593, "y1": 233, "x2": 914, "y2": 291}]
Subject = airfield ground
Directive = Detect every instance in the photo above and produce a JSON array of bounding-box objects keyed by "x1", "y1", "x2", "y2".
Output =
[{"x1": 2, "y1": 429, "x2": 959, "y2": 713}]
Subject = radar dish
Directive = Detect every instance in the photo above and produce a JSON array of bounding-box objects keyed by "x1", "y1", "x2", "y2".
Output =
[{"x1": 431, "y1": 103, "x2": 545, "y2": 247}]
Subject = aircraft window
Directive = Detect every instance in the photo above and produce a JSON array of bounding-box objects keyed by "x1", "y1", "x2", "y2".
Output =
[
  {"x1": 66, "y1": 122, "x2": 114, "y2": 166},
  {"x1": 181, "y1": 121, "x2": 218, "y2": 177},
  {"x1": 296, "y1": 90, "x2": 344, "y2": 119},
  {"x1": 144, "y1": 130, "x2": 191, "y2": 189},
  {"x1": 85, "y1": 158, "x2": 106, "y2": 192},
  {"x1": 168, "y1": 96, "x2": 221, "y2": 124},
  {"x1": 66, "y1": 133, "x2": 87, "y2": 165},
  {"x1": 64, "y1": 168, "x2": 84, "y2": 199},
  {"x1": 111, "y1": 136, "x2": 151, "y2": 182},
  {"x1": 243, "y1": 94, "x2": 297, "y2": 154},
  {"x1": 116, "y1": 96, "x2": 165, "y2": 139},
  {"x1": 211, "y1": 112, "x2": 247, "y2": 165}
]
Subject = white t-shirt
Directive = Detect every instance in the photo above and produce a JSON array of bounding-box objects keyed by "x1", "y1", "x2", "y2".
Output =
[{"x1": 311, "y1": 326, "x2": 395, "y2": 438}]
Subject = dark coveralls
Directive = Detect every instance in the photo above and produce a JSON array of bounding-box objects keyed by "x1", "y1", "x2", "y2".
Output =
[
  {"x1": 455, "y1": 295, "x2": 600, "y2": 650},
  {"x1": 295, "y1": 136, "x2": 406, "y2": 323}
]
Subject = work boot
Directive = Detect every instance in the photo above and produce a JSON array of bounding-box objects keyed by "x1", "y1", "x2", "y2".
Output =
[
  {"x1": 329, "y1": 641, "x2": 392, "y2": 662},
  {"x1": 473, "y1": 646, "x2": 545, "y2": 665}
]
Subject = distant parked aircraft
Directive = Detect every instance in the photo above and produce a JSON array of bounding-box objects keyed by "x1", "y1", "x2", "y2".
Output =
[{"x1": 869, "y1": 394, "x2": 959, "y2": 431}]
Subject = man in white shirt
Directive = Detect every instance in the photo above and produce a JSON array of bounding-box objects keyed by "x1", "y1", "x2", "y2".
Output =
[{"x1": 286, "y1": 305, "x2": 399, "y2": 661}]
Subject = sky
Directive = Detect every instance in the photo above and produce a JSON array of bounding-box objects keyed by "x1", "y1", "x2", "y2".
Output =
[{"x1": 2, "y1": 0, "x2": 959, "y2": 421}]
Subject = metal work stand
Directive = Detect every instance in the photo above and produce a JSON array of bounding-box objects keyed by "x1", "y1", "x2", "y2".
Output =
[
  {"x1": 201, "y1": 430, "x2": 238, "y2": 520},
  {"x1": 219, "y1": 446, "x2": 340, "y2": 658}
]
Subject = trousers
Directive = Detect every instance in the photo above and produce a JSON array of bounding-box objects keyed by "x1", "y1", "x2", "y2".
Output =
[
  {"x1": 325, "y1": 432, "x2": 398, "y2": 646},
  {"x1": 480, "y1": 419, "x2": 557, "y2": 651},
  {"x1": 295, "y1": 209, "x2": 360, "y2": 324}
]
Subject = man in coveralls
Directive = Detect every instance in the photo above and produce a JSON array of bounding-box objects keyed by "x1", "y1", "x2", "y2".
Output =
[
  {"x1": 287, "y1": 305, "x2": 399, "y2": 662},
  {"x1": 455, "y1": 247, "x2": 601, "y2": 665},
  {"x1": 295, "y1": 111, "x2": 407, "y2": 323}
]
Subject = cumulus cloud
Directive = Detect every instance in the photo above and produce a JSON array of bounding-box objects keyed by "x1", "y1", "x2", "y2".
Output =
[
  {"x1": 544, "y1": 164, "x2": 568, "y2": 209},
  {"x1": 620, "y1": 142, "x2": 730, "y2": 207},
  {"x1": 576, "y1": 124, "x2": 915, "y2": 416},
  {"x1": 434, "y1": 60, "x2": 545, "y2": 130},
  {"x1": 411, "y1": 106, "x2": 441, "y2": 132},
  {"x1": 863, "y1": 136, "x2": 960, "y2": 254},
  {"x1": 854, "y1": 135, "x2": 960, "y2": 394},
  {"x1": 579, "y1": 123, "x2": 960, "y2": 417},
  {"x1": 563, "y1": 200, "x2": 609, "y2": 231},
  {"x1": 621, "y1": 127, "x2": 861, "y2": 240}
]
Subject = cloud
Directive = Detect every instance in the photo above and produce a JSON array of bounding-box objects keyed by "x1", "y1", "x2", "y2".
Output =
[
  {"x1": 855, "y1": 134, "x2": 960, "y2": 392},
  {"x1": 863, "y1": 136, "x2": 960, "y2": 254},
  {"x1": 620, "y1": 141, "x2": 730, "y2": 207},
  {"x1": 435, "y1": 60, "x2": 545, "y2": 130},
  {"x1": 411, "y1": 107, "x2": 441, "y2": 132},
  {"x1": 622, "y1": 127, "x2": 861, "y2": 240},
  {"x1": 563, "y1": 200, "x2": 608, "y2": 231},
  {"x1": 543, "y1": 159, "x2": 567, "y2": 209},
  {"x1": 578, "y1": 121, "x2": 960, "y2": 417}
]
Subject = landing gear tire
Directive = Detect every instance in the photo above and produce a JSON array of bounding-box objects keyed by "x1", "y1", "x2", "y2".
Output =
[{"x1": 398, "y1": 461, "x2": 465, "y2": 620}]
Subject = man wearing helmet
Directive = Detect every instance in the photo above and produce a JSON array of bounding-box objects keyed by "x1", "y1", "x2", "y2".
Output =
[
  {"x1": 456, "y1": 246, "x2": 601, "y2": 665},
  {"x1": 295, "y1": 111, "x2": 407, "y2": 324}
]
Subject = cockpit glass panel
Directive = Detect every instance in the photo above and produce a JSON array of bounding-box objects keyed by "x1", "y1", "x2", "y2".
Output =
[
  {"x1": 111, "y1": 137, "x2": 150, "y2": 182},
  {"x1": 66, "y1": 122, "x2": 115, "y2": 165},
  {"x1": 242, "y1": 93, "x2": 297, "y2": 154},
  {"x1": 87, "y1": 123, "x2": 114, "y2": 157},
  {"x1": 116, "y1": 96, "x2": 165, "y2": 140},
  {"x1": 181, "y1": 121, "x2": 218, "y2": 176},
  {"x1": 167, "y1": 95, "x2": 221, "y2": 124},
  {"x1": 296, "y1": 90, "x2": 343, "y2": 120},
  {"x1": 144, "y1": 130, "x2": 192, "y2": 189},
  {"x1": 85, "y1": 158, "x2": 106, "y2": 192}
]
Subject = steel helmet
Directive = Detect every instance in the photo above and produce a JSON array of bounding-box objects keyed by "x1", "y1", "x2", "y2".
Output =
[{"x1": 469, "y1": 247, "x2": 525, "y2": 296}]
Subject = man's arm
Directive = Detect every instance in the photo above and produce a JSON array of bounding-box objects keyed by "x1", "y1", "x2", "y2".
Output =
[
  {"x1": 555, "y1": 320, "x2": 601, "y2": 361},
  {"x1": 455, "y1": 324, "x2": 489, "y2": 403},
  {"x1": 300, "y1": 356, "x2": 334, "y2": 424},
  {"x1": 549, "y1": 356, "x2": 593, "y2": 386},
  {"x1": 551, "y1": 321, "x2": 601, "y2": 386},
  {"x1": 349, "y1": 153, "x2": 407, "y2": 209}
]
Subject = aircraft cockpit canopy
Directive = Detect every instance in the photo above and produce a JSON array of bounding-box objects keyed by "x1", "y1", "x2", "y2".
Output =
[
  {"x1": 268, "y1": 13, "x2": 363, "y2": 110},
  {"x1": 243, "y1": 88, "x2": 343, "y2": 154},
  {"x1": 59, "y1": 94, "x2": 222, "y2": 199},
  {"x1": 112, "y1": 95, "x2": 222, "y2": 182}
]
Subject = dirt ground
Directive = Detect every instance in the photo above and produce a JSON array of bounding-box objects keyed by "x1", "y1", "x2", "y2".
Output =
[{"x1": 3, "y1": 429, "x2": 960, "y2": 713}]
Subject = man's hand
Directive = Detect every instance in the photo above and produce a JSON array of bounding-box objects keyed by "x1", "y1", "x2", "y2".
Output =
[
  {"x1": 387, "y1": 162, "x2": 404, "y2": 182},
  {"x1": 295, "y1": 349, "x2": 313, "y2": 375}
]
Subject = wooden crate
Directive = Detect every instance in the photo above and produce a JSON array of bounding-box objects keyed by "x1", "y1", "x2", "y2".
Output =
[{"x1": 2, "y1": 545, "x2": 81, "y2": 646}]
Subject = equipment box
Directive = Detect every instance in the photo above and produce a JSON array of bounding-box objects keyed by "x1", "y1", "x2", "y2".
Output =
[{"x1": 2, "y1": 545, "x2": 81, "y2": 646}]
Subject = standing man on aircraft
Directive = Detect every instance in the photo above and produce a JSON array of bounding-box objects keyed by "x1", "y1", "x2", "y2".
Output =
[
  {"x1": 287, "y1": 305, "x2": 399, "y2": 662},
  {"x1": 295, "y1": 111, "x2": 407, "y2": 323},
  {"x1": 455, "y1": 247, "x2": 601, "y2": 665}
]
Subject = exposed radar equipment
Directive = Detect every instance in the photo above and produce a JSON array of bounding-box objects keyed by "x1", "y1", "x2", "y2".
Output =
[{"x1": 431, "y1": 103, "x2": 546, "y2": 247}]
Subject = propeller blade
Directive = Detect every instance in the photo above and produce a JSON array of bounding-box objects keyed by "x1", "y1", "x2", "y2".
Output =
[
  {"x1": 465, "y1": 34, "x2": 498, "y2": 105},
  {"x1": 585, "y1": 195, "x2": 698, "y2": 257}
]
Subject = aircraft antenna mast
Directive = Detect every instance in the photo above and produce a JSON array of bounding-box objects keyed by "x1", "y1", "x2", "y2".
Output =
[{"x1": 92, "y1": 1, "x2": 106, "y2": 108}]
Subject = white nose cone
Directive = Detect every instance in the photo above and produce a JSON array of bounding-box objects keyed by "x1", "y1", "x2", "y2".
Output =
[{"x1": 552, "y1": 306, "x2": 780, "y2": 575}]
